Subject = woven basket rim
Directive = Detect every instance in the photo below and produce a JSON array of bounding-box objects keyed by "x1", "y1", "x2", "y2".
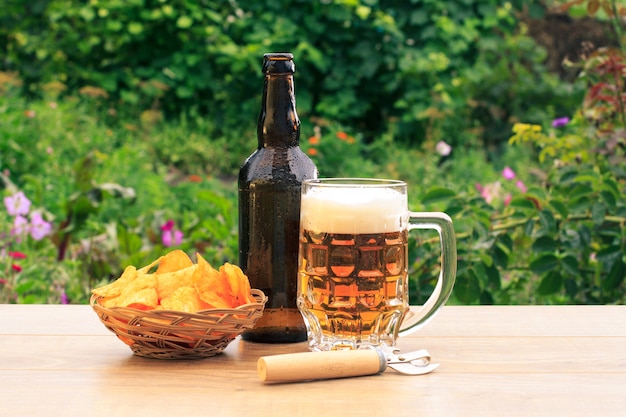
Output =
[
  {"x1": 90, "y1": 288, "x2": 267, "y2": 359},
  {"x1": 90, "y1": 288, "x2": 267, "y2": 317}
]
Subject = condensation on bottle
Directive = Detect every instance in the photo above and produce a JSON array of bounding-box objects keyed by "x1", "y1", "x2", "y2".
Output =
[{"x1": 238, "y1": 53, "x2": 318, "y2": 343}]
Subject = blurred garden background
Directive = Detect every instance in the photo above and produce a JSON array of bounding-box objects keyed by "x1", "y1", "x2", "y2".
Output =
[{"x1": 0, "y1": 0, "x2": 624, "y2": 305}]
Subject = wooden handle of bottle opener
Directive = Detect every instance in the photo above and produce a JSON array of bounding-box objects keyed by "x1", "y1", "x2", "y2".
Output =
[{"x1": 257, "y1": 349, "x2": 387, "y2": 383}]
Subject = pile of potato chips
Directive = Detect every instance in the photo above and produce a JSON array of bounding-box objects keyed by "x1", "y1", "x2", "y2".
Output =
[{"x1": 92, "y1": 250, "x2": 257, "y2": 312}]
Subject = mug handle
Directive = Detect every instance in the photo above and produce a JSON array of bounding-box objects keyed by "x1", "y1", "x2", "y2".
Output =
[{"x1": 399, "y1": 212, "x2": 457, "y2": 336}]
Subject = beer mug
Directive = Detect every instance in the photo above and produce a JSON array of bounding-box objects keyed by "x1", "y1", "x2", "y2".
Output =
[{"x1": 297, "y1": 178, "x2": 456, "y2": 351}]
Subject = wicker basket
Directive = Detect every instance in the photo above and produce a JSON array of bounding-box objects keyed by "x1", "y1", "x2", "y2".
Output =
[{"x1": 90, "y1": 289, "x2": 267, "y2": 359}]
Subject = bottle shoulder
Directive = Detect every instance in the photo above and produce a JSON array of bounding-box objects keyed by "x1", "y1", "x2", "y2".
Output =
[{"x1": 239, "y1": 146, "x2": 317, "y2": 187}]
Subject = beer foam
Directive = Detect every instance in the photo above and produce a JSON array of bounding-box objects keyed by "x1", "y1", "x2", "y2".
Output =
[{"x1": 300, "y1": 186, "x2": 407, "y2": 234}]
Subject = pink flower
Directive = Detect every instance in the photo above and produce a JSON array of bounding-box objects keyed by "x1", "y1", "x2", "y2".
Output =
[
  {"x1": 160, "y1": 220, "x2": 183, "y2": 247},
  {"x1": 30, "y1": 211, "x2": 53, "y2": 240},
  {"x1": 8, "y1": 251, "x2": 26, "y2": 259},
  {"x1": 516, "y1": 180, "x2": 528, "y2": 193},
  {"x1": 60, "y1": 289, "x2": 69, "y2": 304},
  {"x1": 476, "y1": 182, "x2": 503, "y2": 204},
  {"x1": 435, "y1": 141, "x2": 452, "y2": 156},
  {"x1": 160, "y1": 219, "x2": 175, "y2": 232},
  {"x1": 11, "y1": 215, "x2": 29, "y2": 238},
  {"x1": 551, "y1": 117, "x2": 570, "y2": 128},
  {"x1": 4, "y1": 191, "x2": 31, "y2": 216},
  {"x1": 11, "y1": 264, "x2": 22, "y2": 272},
  {"x1": 502, "y1": 167, "x2": 516, "y2": 180}
]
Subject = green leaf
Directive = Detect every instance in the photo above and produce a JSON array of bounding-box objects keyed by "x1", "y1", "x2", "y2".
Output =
[
  {"x1": 509, "y1": 196, "x2": 537, "y2": 210},
  {"x1": 530, "y1": 254, "x2": 559, "y2": 274},
  {"x1": 454, "y1": 270, "x2": 482, "y2": 304},
  {"x1": 549, "y1": 199, "x2": 569, "y2": 219},
  {"x1": 491, "y1": 244, "x2": 509, "y2": 269},
  {"x1": 603, "y1": 258, "x2": 625, "y2": 290},
  {"x1": 120, "y1": 90, "x2": 139, "y2": 104},
  {"x1": 106, "y1": 19, "x2": 123, "y2": 32},
  {"x1": 421, "y1": 187, "x2": 456, "y2": 204},
  {"x1": 559, "y1": 168, "x2": 579, "y2": 184},
  {"x1": 578, "y1": 225, "x2": 592, "y2": 248},
  {"x1": 485, "y1": 263, "x2": 501, "y2": 290},
  {"x1": 456, "y1": 259, "x2": 471, "y2": 276},
  {"x1": 602, "y1": 178, "x2": 621, "y2": 201},
  {"x1": 591, "y1": 201, "x2": 606, "y2": 225},
  {"x1": 128, "y1": 22, "x2": 144, "y2": 35},
  {"x1": 537, "y1": 270, "x2": 563, "y2": 295},
  {"x1": 175, "y1": 85, "x2": 194, "y2": 98},
  {"x1": 564, "y1": 278, "x2": 578, "y2": 299},
  {"x1": 600, "y1": 190, "x2": 617, "y2": 210},
  {"x1": 524, "y1": 218, "x2": 535, "y2": 236},
  {"x1": 596, "y1": 245, "x2": 623, "y2": 264},
  {"x1": 479, "y1": 290, "x2": 494, "y2": 305},
  {"x1": 497, "y1": 233, "x2": 514, "y2": 252},
  {"x1": 569, "y1": 196, "x2": 591, "y2": 213},
  {"x1": 176, "y1": 15, "x2": 193, "y2": 29},
  {"x1": 561, "y1": 255, "x2": 579, "y2": 276},
  {"x1": 525, "y1": 186, "x2": 547, "y2": 201},
  {"x1": 532, "y1": 236, "x2": 557, "y2": 252},
  {"x1": 573, "y1": 172, "x2": 599, "y2": 184},
  {"x1": 79, "y1": 6, "x2": 95, "y2": 21},
  {"x1": 73, "y1": 153, "x2": 97, "y2": 192},
  {"x1": 538, "y1": 209, "x2": 556, "y2": 233},
  {"x1": 561, "y1": 228, "x2": 581, "y2": 250},
  {"x1": 118, "y1": 228, "x2": 142, "y2": 254},
  {"x1": 472, "y1": 262, "x2": 488, "y2": 286},
  {"x1": 569, "y1": 184, "x2": 594, "y2": 200},
  {"x1": 478, "y1": 253, "x2": 493, "y2": 267},
  {"x1": 445, "y1": 203, "x2": 464, "y2": 217}
]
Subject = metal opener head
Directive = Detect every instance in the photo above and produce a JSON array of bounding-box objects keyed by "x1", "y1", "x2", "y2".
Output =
[{"x1": 384, "y1": 348, "x2": 440, "y2": 375}]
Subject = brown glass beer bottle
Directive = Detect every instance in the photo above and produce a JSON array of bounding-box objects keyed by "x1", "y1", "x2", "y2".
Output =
[{"x1": 238, "y1": 53, "x2": 318, "y2": 343}]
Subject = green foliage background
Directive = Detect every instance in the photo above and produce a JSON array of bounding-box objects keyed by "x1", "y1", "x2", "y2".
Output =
[
  {"x1": 0, "y1": 0, "x2": 624, "y2": 306},
  {"x1": 1, "y1": 0, "x2": 581, "y2": 147}
]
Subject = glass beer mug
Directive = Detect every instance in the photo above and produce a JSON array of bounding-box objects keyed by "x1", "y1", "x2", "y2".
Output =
[{"x1": 297, "y1": 178, "x2": 456, "y2": 352}]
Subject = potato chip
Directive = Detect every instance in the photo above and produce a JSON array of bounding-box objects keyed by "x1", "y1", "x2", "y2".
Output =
[
  {"x1": 126, "y1": 303, "x2": 155, "y2": 311},
  {"x1": 92, "y1": 249, "x2": 256, "y2": 313},
  {"x1": 155, "y1": 249, "x2": 193, "y2": 274},
  {"x1": 193, "y1": 253, "x2": 234, "y2": 308},
  {"x1": 160, "y1": 286, "x2": 206, "y2": 313},
  {"x1": 99, "y1": 273, "x2": 157, "y2": 308},
  {"x1": 195, "y1": 289, "x2": 232, "y2": 310},
  {"x1": 137, "y1": 256, "x2": 163, "y2": 274},
  {"x1": 220, "y1": 263, "x2": 255, "y2": 306},
  {"x1": 92, "y1": 266, "x2": 137, "y2": 298},
  {"x1": 104, "y1": 287, "x2": 158, "y2": 309},
  {"x1": 156, "y1": 265, "x2": 196, "y2": 301},
  {"x1": 127, "y1": 273, "x2": 157, "y2": 293}
]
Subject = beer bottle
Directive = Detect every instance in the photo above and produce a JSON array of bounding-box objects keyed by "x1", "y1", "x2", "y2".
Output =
[{"x1": 238, "y1": 53, "x2": 318, "y2": 343}]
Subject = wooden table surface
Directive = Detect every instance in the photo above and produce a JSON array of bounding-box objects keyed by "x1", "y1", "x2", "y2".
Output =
[{"x1": 1, "y1": 304, "x2": 625, "y2": 417}]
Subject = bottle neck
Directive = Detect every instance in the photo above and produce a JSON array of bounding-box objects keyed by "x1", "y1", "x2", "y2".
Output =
[{"x1": 258, "y1": 73, "x2": 300, "y2": 148}]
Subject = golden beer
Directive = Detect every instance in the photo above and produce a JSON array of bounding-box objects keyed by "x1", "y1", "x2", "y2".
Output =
[
  {"x1": 298, "y1": 229, "x2": 409, "y2": 350},
  {"x1": 297, "y1": 178, "x2": 457, "y2": 352},
  {"x1": 297, "y1": 182, "x2": 411, "y2": 350}
]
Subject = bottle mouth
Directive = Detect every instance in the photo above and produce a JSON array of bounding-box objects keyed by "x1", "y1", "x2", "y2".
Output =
[{"x1": 263, "y1": 53, "x2": 295, "y2": 74}]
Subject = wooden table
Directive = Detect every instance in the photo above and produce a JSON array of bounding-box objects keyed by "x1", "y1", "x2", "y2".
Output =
[{"x1": 1, "y1": 304, "x2": 625, "y2": 417}]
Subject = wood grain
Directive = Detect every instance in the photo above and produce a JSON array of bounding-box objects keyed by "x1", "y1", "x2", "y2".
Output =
[{"x1": 1, "y1": 305, "x2": 625, "y2": 417}]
